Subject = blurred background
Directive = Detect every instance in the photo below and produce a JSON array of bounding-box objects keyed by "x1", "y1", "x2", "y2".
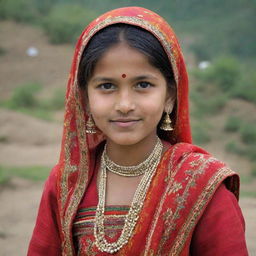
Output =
[{"x1": 0, "y1": 0, "x2": 255, "y2": 254}]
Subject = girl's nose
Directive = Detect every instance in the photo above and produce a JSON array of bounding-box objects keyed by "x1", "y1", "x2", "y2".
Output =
[{"x1": 114, "y1": 90, "x2": 135, "y2": 114}]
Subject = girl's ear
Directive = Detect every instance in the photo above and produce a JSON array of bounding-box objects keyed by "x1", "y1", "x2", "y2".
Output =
[{"x1": 164, "y1": 94, "x2": 176, "y2": 114}]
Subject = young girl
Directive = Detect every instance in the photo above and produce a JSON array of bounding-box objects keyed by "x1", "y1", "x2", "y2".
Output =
[{"x1": 28, "y1": 7, "x2": 248, "y2": 255}]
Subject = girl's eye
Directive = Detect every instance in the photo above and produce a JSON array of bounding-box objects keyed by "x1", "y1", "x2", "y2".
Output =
[
  {"x1": 98, "y1": 83, "x2": 115, "y2": 90},
  {"x1": 136, "y1": 81, "x2": 152, "y2": 89}
]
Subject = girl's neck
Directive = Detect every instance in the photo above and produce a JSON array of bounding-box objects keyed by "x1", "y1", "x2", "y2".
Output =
[{"x1": 105, "y1": 136, "x2": 159, "y2": 166}]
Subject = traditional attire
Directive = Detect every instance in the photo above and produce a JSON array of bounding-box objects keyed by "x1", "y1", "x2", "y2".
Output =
[{"x1": 28, "y1": 7, "x2": 248, "y2": 256}]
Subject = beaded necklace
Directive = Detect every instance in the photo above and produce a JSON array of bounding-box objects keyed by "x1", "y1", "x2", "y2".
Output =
[
  {"x1": 94, "y1": 138, "x2": 163, "y2": 253},
  {"x1": 103, "y1": 138, "x2": 163, "y2": 177}
]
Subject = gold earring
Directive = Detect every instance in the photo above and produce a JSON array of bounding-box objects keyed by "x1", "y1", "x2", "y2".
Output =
[
  {"x1": 86, "y1": 115, "x2": 96, "y2": 134},
  {"x1": 160, "y1": 112, "x2": 174, "y2": 131}
]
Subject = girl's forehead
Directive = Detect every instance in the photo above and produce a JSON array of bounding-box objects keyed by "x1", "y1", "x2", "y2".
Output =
[
  {"x1": 96, "y1": 43, "x2": 154, "y2": 68},
  {"x1": 91, "y1": 44, "x2": 164, "y2": 79}
]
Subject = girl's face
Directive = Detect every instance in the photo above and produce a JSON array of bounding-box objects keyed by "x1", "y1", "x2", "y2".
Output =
[{"x1": 87, "y1": 43, "x2": 175, "y2": 146}]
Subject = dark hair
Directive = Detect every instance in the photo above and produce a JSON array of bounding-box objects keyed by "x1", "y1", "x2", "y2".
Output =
[
  {"x1": 78, "y1": 23, "x2": 176, "y2": 93},
  {"x1": 78, "y1": 23, "x2": 177, "y2": 140}
]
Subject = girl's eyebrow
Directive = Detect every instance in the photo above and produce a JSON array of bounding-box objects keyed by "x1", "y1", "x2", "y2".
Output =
[
  {"x1": 132, "y1": 75, "x2": 158, "y2": 81},
  {"x1": 90, "y1": 77, "x2": 115, "y2": 83},
  {"x1": 90, "y1": 74, "x2": 158, "y2": 83}
]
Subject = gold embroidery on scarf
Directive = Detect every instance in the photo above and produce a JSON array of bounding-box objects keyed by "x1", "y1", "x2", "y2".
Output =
[
  {"x1": 168, "y1": 181, "x2": 182, "y2": 194},
  {"x1": 169, "y1": 167, "x2": 235, "y2": 255},
  {"x1": 144, "y1": 144, "x2": 188, "y2": 255},
  {"x1": 61, "y1": 123, "x2": 73, "y2": 209},
  {"x1": 155, "y1": 154, "x2": 215, "y2": 255},
  {"x1": 60, "y1": 129, "x2": 78, "y2": 222},
  {"x1": 80, "y1": 16, "x2": 179, "y2": 85},
  {"x1": 62, "y1": 90, "x2": 90, "y2": 255},
  {"x1": 60, "y1": 15, "x2": 182, "y2": 255}
]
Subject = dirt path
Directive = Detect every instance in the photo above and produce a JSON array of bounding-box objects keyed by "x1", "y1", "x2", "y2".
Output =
[
  {"x1": 0, "y1": 177, "x2": 255, "y2": 256},
  {"x1": 0, "y1": 178, "x2": 43, "y2": 256}
]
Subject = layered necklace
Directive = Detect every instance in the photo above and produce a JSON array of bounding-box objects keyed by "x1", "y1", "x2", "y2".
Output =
[{"x1": 94, "y1": 138, "x2": 163, "y2": 254}]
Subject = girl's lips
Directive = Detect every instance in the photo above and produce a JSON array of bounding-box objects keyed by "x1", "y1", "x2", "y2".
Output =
[{"x1": 110, "y1": 119, "x2": 141, "y2": 128}]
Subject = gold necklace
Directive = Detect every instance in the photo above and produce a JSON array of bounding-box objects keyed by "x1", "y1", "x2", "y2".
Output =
[
  {"x1": 103, "y1": 138, "x2": 162, "y2": 177},
  {"x1": 94, "y1": 138, "x2": 163, "y2": 254}
]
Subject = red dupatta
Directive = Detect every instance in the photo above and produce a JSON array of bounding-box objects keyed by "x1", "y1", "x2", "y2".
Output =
[
  {"x1": 29, "y1": 6, "x2": 240, "y2": 255},
  {"x1": 57, "y1": 7, "x2": 193, "y2": 254}
]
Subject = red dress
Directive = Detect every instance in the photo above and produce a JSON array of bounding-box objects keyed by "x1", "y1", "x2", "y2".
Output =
[
  {"x1": 27, "y1": 6, "x2": 248, "y2": 255},
  {"x1": 28, "y1": 143, "x2": 248, "y2": 255},
  {"x1": 71, "y1": 163, "x2": 247, "y2": 255}
]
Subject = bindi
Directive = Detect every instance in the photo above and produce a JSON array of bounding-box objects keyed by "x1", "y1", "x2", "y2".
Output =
[{"x1": 122, "y1": 74, "x2": 126, "y2": 78}]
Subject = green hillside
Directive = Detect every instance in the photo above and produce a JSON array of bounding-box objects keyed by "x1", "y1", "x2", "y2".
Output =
[
  {"x1": 1, "y1": 0, "x2": 255, "y2": 60},
  {"x1": 1, "y1": 0, "x2": 256, "y2": 181}
]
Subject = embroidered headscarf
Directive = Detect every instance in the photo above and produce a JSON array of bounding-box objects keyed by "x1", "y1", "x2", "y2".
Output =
[{"x1": 58, "y1": 6, "x2": 192, "y2": 253}]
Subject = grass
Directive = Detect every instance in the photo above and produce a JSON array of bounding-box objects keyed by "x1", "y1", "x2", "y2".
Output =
[
  {"x1": 240, "y1": 190, "x2": 256, "y2": 198},
  {"x1": 225, "y1": 140, "x2": 256, "y2": 159},
  {"x1": 239, "y1": 174, "x2": 256, "y2": 198},
  {"x1": 225, "y1": 141, "x2": 256, "y2": 181},
  {"x1": 0, "y1": 135, "x2": 8, "y2": 143},
  {"x1": 239, "y1": 174, "x2": 254, "y2": 184},
  {"x1": 14, "y1": 108, "x2": 52, "y2": 121},
  {"x1": 0, "y1": 82, "x2": 65, "y2": 121},
  {"x1": 0, "y1": 231, "x2": 7, "y2": 239},
  {"x1": 191, "y1": 122, "x2": 211, "y2": 145},
  {"x1": 42, "y1": 4, "x2": 97, "y2": 44},
  {"x1": 240, "y1": 124, "x2": 256, "y2": 146},
  {"x1": 231, "y1": 68, "x2": 256, "y2": 104},
  {"x1": 225, "y1": 141, "x2": 245, "y2": 156},
  {"x1": 0, "y1": 46, "x2": 7, "y2": 56},
  {"x1": 224, "y1": 116, "x2": 241, "y2": 133},
  {"x1": 0, "y1": 165, "x2": 50, "y2": 185},
  {"x1": 0, "y1": 170, "x2": 10, "y2": 186},
  {"x1": 251, "y1": 165, "x2": 256, "y2": 177},
  {"x1": 191, "y1": 92, "x2": 228, "y2": 118}
]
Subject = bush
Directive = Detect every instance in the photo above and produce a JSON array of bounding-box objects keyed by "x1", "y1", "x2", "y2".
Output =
[
  {"x1": 0, "y1": 0, "x2": 38, "y2": 22},
  {"x1": 0, "y1": 165, "x2": 50, "y2": 182},
  {"x1": 224, "y1": 116, "x2": 241, "y2": 132},
  {"x1": 6, "y1": 83, "x2": 42, "y2": 109},
  {"x1": 246, "y1": 146, "x2": 256, "y2": 161},
  {"x1": 0, "y1": 47, "x2": 7, "y2": 56},
  {"x1": 251, "y1": 164, "x2": 256, "y2": 177},
  {"x1": 41, "y1": 88, "x2": 65, "y2": 110},
  {"x1": 42, "y1": 4, "x2": 97, "y2": 44},
  {"x1": 225, "y1": 141, "x2": 256, "y2": 164},
  {"x1": 0, "y1": 168, "x2": 10, "y2": 185},
  {"x1": 190, "y1": 42, "x2": 211, "y2": 61},
  {"x1": 0, "y1": 83, "x2": 66, "y2": 120},
  {"x1": 225, "y1": 141, "x2": 245, "y2": 155},
  {"x1": 34, "y1": 0, "x2": 58, "y2": 15},
  {"x1": 194, "y1": 57, "x2": 241, "y2": 93},
  {"x1": 232, "y1": 71, "x2": 256, "y2": 104},
  {"x1": 240, "y1": 123, "x2": 256, "y2": 145},
  {"x1": 191, "y1": 90, "x2": 228, "y2": 117},
  {"x1": 192, "y1": 123, "x2": 211, "y2": 145}
]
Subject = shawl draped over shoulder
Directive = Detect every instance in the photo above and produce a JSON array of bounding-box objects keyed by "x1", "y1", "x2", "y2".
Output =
[{"x1": 28, "y1": 6, "x2": 248, "y2": 256}]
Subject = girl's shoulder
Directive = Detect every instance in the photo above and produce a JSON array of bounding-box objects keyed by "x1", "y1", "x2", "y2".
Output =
[
  {"x1": 163, "y1": 141, "x2": 212, "y2": 164},
  {"x1": 162, "y1": 141, "x2": 239, "y2": 199},
  {"x1": 42, "y1": 164, "x2": 60, "y2": 196}
]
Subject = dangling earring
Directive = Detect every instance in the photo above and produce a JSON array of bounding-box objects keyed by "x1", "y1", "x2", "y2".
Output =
[
  {"x1": 86, "y1": 115, "x2": 96, "y2": 134},
  {"x1": 160, "y1": 112, "x2": 174, "y2": 131}
]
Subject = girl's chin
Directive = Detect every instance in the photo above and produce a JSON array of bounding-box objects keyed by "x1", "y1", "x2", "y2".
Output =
[
  {"x1": 107, "y1": 138, "x2": 141, "y2": 146},
  {"x1": 104, "y1": 134, "x2": 144, "y2": 146},
  {"x1": 105, "y1": 132, "x2": 157, "y2": 147}
]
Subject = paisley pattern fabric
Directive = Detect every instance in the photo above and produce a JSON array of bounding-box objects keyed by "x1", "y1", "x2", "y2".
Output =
[
  {"x1": 28, "y1": 7, "x2": 247, "y2": 256},
  {"x1": 73, "y1": 206, "x2": 128, "y2": 255}
]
